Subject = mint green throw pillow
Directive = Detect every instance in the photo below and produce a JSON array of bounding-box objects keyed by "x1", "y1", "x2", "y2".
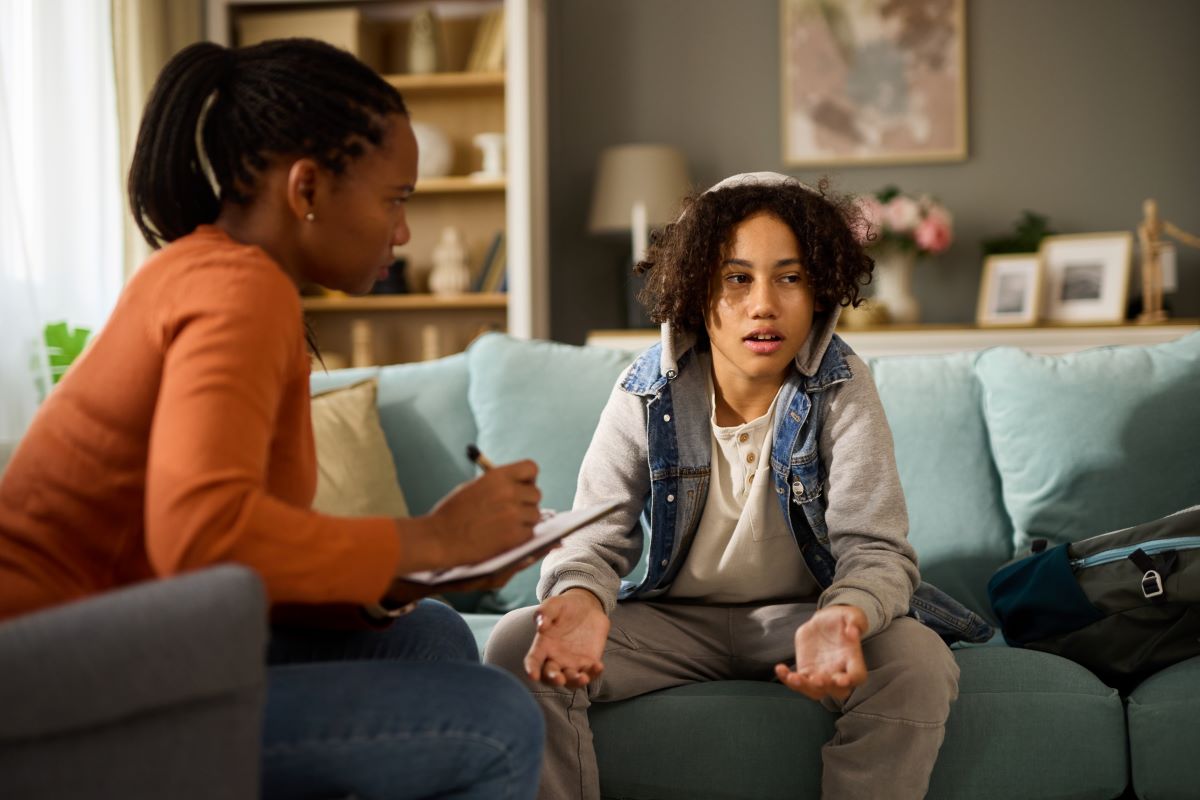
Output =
[
  {"x1": 466, "y1": 333, "x2": 637, "y2": 611},
  {"x1": 975, "y1": 333, "x2": 1200, "y2": 554},
  {"x1": 869, "y1": 353, "x2": 1013, "y2": 620}
]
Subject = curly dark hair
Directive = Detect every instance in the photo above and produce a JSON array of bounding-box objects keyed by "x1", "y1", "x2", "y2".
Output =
[{"x1": 636, "y1": 177, "x2": 874, "y2": 339}]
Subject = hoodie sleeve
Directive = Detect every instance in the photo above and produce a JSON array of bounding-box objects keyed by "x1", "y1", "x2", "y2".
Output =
[
  {"x1": 536, "y1": 367, "x2": 650, "y2": 613},
  {"x1": 816, "y1": 354, "x2": 919, "y2": 638}
]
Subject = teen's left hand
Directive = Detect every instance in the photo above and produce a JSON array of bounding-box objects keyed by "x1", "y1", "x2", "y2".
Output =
[{"x1": 774, "y1": 605, "x2": 868, "y2": 702}]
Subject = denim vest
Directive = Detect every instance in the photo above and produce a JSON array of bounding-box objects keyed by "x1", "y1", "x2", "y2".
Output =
[{"x1": 614, "y1": 337, "x2": 994, "y2": 645}]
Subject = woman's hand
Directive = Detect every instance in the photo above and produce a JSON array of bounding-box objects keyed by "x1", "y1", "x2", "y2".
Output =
[
  {"x1": 382, "y1": 539, "x2": 562, "y2": 606},
  {"x1": 392, "y1": 459, "x2": 541, "y2": 576}
]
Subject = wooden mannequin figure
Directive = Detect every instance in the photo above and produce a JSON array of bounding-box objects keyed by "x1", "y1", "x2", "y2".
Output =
[{"x1": 1138, "y1": 198, "x2": 1200, "y2": 324}]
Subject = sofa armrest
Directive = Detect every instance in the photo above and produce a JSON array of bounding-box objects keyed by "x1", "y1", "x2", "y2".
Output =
[{"x1": 0, "y1": 565, "x2": 267, "y2": 742}]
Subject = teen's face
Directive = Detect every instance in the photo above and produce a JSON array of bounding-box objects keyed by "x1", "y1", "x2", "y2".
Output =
[
  {"x1": 306, "y1": 115, "x2": 417, "y2": 294},
  {"x1": 704, "y1": 211, "x2": 818, "y2": 389}
]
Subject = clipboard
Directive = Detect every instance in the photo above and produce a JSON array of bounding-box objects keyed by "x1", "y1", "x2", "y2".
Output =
[{"x1": 400, "y1": 499, "x2": 622, "y2": 586}]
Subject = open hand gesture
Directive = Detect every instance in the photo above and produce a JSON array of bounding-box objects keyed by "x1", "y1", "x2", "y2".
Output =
[
  {"x1": 523, "y1": 588, "x2": 610, "y2": 690},
  {"x1": 774, "y1": 605, "x2": 868, "y2": 702}
]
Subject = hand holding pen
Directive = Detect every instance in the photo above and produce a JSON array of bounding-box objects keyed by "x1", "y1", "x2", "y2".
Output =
[{"x1": 418, "y1": 444, "x2": 541, "y2": 561}]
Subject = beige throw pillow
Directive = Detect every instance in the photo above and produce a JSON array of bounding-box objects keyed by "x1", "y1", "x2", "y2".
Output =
[{"x1": 310, "y1": 378, "x2": 409, "y2": 518}]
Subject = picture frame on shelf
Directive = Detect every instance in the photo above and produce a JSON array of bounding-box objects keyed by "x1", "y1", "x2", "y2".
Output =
[
  {"x1": 1039, "y1": 232, "x2": 1133, "y2": 324},
  {"x1": 780, "y1": 0, "x2": 967, "y2": 166},
  {"x1": 976, "y1": 253, "x2": 1041, "y2": 327}
]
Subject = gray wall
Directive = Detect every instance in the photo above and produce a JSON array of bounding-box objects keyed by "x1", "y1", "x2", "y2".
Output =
[{"x1": 546, "y1": 0, "x2": 1200, "y2": 344}]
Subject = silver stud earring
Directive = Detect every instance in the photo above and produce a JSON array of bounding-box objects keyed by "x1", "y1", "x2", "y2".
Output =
[{"x1": 305, "y1": 211, "x2": 316, "y2": 222}]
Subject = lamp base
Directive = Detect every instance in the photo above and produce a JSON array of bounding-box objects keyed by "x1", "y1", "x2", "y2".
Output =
[{"x1": 625, "y1": 261, "x2": 653, "y2": 328}]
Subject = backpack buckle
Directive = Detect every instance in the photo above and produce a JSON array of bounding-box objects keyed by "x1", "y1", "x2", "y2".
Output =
[{"x1": 1141, "y1": 570, "x2": 1164, "y2": 599}]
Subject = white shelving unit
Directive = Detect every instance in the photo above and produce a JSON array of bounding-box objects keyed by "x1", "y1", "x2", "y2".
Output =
[{"x1": 205, "y1": 0, "x2": 548, "y2": 359}]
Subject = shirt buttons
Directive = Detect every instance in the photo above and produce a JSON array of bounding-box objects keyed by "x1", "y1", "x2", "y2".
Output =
[
  {"x1": 663, "y1": 414, "x2": 671, "y2": 422},
  {"x1": 746, "y1": 452, "x2": 756, "y2": 464},
  {"x1": 738, "y1": 433, "x2": 749, "y2": 443},
  {"x1": 660, "y1": 559, "x2": 669, "y2": 568},
  {"x1": 666, "y1": 494, "x2": 675, "y2": 503}
]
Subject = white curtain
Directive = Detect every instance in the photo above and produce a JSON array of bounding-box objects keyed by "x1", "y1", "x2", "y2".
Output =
[{"x1": 0, "y1": 0, "x2": 123, "y2": 450}]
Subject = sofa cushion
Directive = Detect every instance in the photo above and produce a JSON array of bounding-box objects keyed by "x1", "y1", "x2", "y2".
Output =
[
  {"x1": 869, "y1": 353, "x2": 1013, "y2": 621},
  {"x1": 1126, "y1": 654, "x2": 1200, "y2": 800},
  {"x1": 466, "y1": 333, "x2": 636, "y2": 612},
  {"x1": 311, "y1": 354, "x2": 477, "y2": 517},
  {"x1": 310, "y1": 379, "x2": 410, "y2": 518},
  {"x1": 585, "y1": 646, "x2": 1127, "y2": 800},
  {"x1": 975, "y1": 333, "x2": 1200, "y2": 553}
]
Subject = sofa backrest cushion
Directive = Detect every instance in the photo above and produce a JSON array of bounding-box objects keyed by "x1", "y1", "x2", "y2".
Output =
[
  {"x1": 466, "y1": 333, "x2": 636, "y2": 611},
  {"x1": 975, "y1": 332, "x2": 1200, "y2": 554},
  {"x1": 311, "y1": 354, "x2": 476, "y2": 516},
  {"x1": 869, "y1": 353, "x2": 1013, "y2": 620}
]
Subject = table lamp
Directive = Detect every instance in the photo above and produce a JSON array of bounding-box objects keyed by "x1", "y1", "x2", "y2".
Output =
[
  {"x1": 589, "y1": 144, "x2": 690, "y2": 326},
  {"x1": 589, "y1": 144, "x2": 690, "y2": 264}
]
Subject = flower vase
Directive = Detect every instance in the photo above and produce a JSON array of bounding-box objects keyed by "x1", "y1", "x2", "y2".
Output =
[{"x1": 872, "y1": 247, "x2": 921, "y2": 324}]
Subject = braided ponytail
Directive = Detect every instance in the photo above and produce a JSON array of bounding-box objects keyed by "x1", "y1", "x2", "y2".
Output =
[
  {"x1": 128, "y1": 38, "x2": 407, "y2": 249},
  {"x1": 128, "y1": 42, "x2": 234, "y2": 248}
]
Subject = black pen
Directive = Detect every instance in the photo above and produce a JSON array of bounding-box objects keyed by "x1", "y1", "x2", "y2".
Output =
[{"x1": 466, "y1": 443, "x2": 496, "y2": 471}]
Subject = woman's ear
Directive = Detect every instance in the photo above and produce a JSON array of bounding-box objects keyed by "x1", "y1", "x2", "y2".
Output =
[{"x1": 285, "y1": 158, "x2": 321, "y2": 221}]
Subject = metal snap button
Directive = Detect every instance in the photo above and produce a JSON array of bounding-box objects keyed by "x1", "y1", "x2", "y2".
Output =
[
  {"x1": 663, "y1": 414, "x2": 671, "y2": 422},
  {"x1": 666, "y1": 494, "x2": 675, "y2": 503}
]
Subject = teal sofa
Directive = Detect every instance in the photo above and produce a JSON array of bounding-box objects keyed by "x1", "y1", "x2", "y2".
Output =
[{"x1": 312, "y1": 331, "x2": 1200, "y2": 800}]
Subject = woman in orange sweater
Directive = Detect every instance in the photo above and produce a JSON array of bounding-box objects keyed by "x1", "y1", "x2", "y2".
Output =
[{"x1": 0, "y1": 38, "x2": 543, "y2": 799}]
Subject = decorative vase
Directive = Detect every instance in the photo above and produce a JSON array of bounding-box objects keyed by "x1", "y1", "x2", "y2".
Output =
[
  {"x1": 428, "y1": 226, "x2": 471, "y2": 295},
  {"x1": 407, "y1": 9, "x2": 440, "y2": 75},
  {"x1": 411, "y1": 122, "x2": 452, "y2": 179},
  {"x1": 871, "y1": 246, "x2": 921, "y2": 324}
]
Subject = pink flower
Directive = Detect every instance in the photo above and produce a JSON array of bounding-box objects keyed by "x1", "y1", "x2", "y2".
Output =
[
  {"x1": 915, "y1": 206, "x2": 953, "y2": 254},
  {"x1": 883, "y1": 196, "x2": 921, "y2": 234}
]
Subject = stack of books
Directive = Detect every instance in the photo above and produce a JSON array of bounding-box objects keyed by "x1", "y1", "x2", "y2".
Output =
[{"x1": 465, "y1": 7, "x2": 505, "y2": 72}]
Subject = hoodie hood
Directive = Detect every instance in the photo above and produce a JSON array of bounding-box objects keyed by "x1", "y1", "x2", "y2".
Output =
[{"x1": 658, "y1": 171, "x2": 841, "y2": 380}]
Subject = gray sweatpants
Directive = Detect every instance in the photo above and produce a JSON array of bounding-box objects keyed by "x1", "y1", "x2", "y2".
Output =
[{"x1": 484, "y1": 599, "x2": 959, "y2": 800}]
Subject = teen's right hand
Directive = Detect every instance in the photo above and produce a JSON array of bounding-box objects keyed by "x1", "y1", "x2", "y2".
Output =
[
  {"x1": 524, "y1": 588, "x2": 610, "y2": 689},
  {"x1": 396, "y1": 460, "x2": 541, "y2": 575}
]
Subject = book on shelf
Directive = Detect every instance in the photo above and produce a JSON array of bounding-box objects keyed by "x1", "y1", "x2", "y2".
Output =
[
  {"x1": 474, "y1": 231, "x2": 506, "y2": 293},
  {"x1": 466, "y1": 7, "x2": 505, "y2": 72}
]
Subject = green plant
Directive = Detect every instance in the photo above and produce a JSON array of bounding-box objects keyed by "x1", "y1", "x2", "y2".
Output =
[
  {"x1": 982, "y1": 211, "x2": 1056, "y2": 256},
  {"x1": 32, "y1": 321, "x2": 92, "y2": 401}
]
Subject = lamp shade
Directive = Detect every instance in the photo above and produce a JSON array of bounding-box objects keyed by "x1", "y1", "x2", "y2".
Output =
[{"x1": 588, "y1": 144, "x2": 691, "y2": 234}]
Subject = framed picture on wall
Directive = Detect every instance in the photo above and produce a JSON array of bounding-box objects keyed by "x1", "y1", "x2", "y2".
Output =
[
  {"x1": 976, "y1": 254, "x2": 1042, "y2": 327},
  {"x1": 780, "y1": 0, "x2": 967, "y2": 167},
  {"x1": 1039, "y1": 233, "x2": 1133, "y2": 324}
]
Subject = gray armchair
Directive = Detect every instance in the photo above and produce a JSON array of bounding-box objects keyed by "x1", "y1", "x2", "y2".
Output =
[{"x1": 0, "y1": 565, "x2": 267, "y2": 799}]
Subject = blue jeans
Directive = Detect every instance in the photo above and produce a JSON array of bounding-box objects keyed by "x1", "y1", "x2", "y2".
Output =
[{"x1": 262, "y1": 599, "x2": 544, "y2": 800}]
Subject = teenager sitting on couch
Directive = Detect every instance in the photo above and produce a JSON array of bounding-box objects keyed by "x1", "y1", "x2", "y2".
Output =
[
  {"x1": 0, "y1": 38, "x2": 544, "y2": 800},
  {"x1": 486, "y1": 172, "x2": 992, "y2": 800}
]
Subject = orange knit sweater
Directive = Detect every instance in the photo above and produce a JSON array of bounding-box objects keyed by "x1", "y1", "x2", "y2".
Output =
[{"x1": 0, "y1": 226, "x2": 400, "y2": 621}]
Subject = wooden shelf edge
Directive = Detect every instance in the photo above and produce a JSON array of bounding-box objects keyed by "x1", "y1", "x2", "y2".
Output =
[
  {"x1": 385, "y1": 71, "x2": 505, "y2": 91},
  {"x1": 415, "y1": 176, "x2": 506, "y2": 194},
  {"x1": 302, "y1": 293, "x2": 508, "y2": 312}
]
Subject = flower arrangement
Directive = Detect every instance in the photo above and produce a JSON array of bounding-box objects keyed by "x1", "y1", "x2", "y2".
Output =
[{"x1": 855, "y1": 186, "x2": 954, "y2": 256}]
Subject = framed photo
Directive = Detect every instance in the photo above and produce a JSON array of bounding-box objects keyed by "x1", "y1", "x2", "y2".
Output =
[
  {"x1": 976, "y1": 254, "x2": 1042, "y2": 327},
  {"x1": 780, "y1": 0, "x2": 967, "y2": 166},
  {"x1": 1039, "y1": 233, "x2": 1133, "y2": 324}
]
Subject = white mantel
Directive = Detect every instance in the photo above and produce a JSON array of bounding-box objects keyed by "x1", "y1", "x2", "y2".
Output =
[{"x1": 585, "y1": 321, "x2": 1200, "y2": 359}]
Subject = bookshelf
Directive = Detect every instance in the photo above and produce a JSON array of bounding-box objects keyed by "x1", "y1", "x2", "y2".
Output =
[{"x1": 205, "y1": 0, "x2": 548, "y2": 364}]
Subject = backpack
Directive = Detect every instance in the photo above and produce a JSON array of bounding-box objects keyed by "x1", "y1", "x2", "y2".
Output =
[{"x1": 987, "y1": 505, "x2": 1200, "y2": 689}]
